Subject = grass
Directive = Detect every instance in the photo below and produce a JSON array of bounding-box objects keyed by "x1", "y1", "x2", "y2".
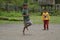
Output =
[
  {"x1": 50, "y1": 16, "x2": 60, "y2": 24},
  {"x1": 0, "y1": 11, "x2": 22, "y2": 17},
  {"x1": 0, "y1": 16, "x2": 60, "y2": 24},
  {"x1": 30, "y1": 15, "x2": 60, "y2": 24},
  {"x1": 0, "y1": 11, "x2": 60, "y2": 24}
]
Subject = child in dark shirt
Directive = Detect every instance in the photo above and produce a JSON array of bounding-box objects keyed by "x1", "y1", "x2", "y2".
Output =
[{"x1": 22, "y1": 4, "x2": 32, "y2": 35}]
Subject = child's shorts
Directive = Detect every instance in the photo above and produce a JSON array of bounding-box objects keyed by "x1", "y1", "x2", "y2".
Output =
[{"x1": 24, "y1": 19, "x2": 32, "y2": 26}]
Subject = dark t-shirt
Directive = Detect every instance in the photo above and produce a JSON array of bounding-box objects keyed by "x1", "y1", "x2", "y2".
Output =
[{"x1": 22, "y1": 9, "x2": 30, "y2": 21}]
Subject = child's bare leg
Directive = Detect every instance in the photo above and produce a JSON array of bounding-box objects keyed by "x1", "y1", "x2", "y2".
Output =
[
  {"x1": 25, "y1": 25, "x2": 29, "y2": 30},
  {"x1": 23, "y1": 23, "x2": 32, "y2": 35},
  {"x1": 23, "y1": 25, "x2": 28, "y2": 35},
  {"x1": 23, "y1": 27, "x2": 26, "y2": 35},
  {"x1": 26, "y1": 23, "x2": 32, "y2": 30},
  {"x1": 25, "y1": 24, "x2": 30, "y2": 30}
]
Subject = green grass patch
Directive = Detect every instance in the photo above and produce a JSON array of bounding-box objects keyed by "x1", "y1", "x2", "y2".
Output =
[
  {"x1": 0, "y1": 11, "x2": 22, "y2": 17},
  {"x1": 50, "y1": 16, "x2": 60, "y2": 24},
  {"x1": 0, "y1": 11, "x2": 60, "y2": 24},
  {"x1": 0, "y1": 16, "x2": 60, "y2": 24},
  {"x1": 30, "y1": 15, "x2": 60, "y2": 24}
]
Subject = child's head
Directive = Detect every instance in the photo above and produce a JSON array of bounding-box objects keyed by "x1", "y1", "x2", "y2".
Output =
[
  {"x1": 23, "y1": 3, "x2": 28, "y2": 9},
  {"x1": 43, "y1": 9, "x2": 48, "y2": 13}
]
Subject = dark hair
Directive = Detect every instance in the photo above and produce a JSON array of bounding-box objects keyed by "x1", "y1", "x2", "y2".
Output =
[
  {"x1": 43, "y1": 9, "x2": 48, "y2": 12},
  {"x1": 23, "y1": 3, "x2": 28, "y2": 6}
]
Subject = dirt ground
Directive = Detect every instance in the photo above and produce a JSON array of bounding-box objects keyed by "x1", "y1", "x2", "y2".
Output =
[{"x1": 0, "y1": 24, "x2": 60, "y2": 40}]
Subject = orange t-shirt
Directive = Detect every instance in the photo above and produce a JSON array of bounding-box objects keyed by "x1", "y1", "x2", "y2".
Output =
[{"x1": 42, "y1": 12, "x2": 50, "y2": 20}]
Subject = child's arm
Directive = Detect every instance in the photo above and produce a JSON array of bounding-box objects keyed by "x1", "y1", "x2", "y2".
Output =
[
  {"x1": 22, "y1": 14, "x2": 29, "y2": 16},
  {"x1": 41, "y1": 13, "x2": 44, "y2": 21},
  {"x1": 48, "y1": 14, "x2": 50, "y2": 20}
]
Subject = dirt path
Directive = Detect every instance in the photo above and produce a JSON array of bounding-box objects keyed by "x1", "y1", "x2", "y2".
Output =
[{"x1": 0, "y1": 24, "x2": 60, "y2": 40}]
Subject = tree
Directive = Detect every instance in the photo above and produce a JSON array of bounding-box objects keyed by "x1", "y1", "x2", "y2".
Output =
[{"x1": 55, "y1": 0, "x2": 60, "y2": 4}]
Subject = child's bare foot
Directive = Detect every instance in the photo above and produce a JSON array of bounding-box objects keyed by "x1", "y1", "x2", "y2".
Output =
[{"x1": 23, "y1": 32, "x2": 25, "y2": 35}]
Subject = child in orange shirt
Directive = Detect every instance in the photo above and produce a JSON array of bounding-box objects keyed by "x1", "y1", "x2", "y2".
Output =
[{"x1": 42, "y1": 10, "x2": 50, "y2": 30}]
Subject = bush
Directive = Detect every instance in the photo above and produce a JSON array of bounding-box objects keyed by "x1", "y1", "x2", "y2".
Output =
[
  {"x1": 55, "y1": 10, "x2": 60, "y2": 16},
  {"x1": 0, "y1": 11, "x2": 22, "y2": 17}
]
